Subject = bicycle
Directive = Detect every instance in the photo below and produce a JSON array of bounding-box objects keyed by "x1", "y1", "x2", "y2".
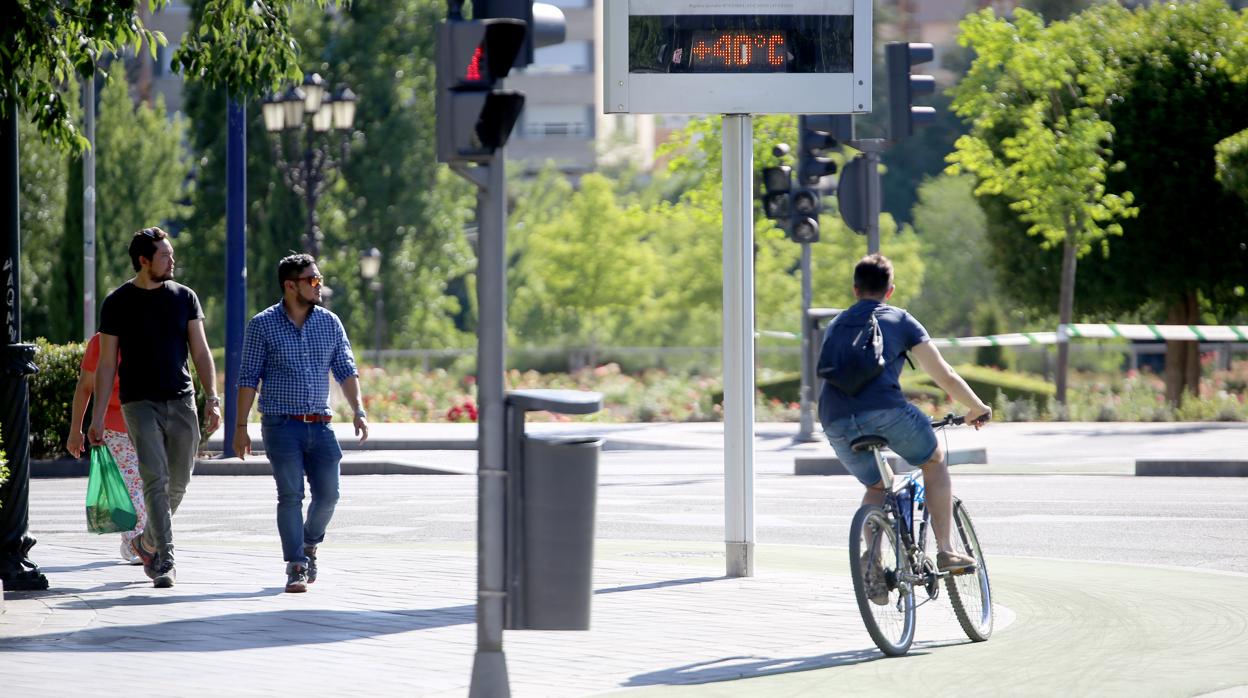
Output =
[{"x1": 847, "y1": 413, "x2": 993, "y2": 656}]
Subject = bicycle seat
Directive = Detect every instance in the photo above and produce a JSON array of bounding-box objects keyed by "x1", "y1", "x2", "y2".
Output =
[{"x1": 850, "y1": 434, "x2": 889, "y2": 452}]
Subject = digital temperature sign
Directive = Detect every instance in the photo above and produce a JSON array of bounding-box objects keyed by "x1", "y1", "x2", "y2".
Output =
[
  {"x1": 686, "y1": 31, "x2": 787, "y2": 72},
  {"x1": 605, "y1": 0, "x2": 871, "y2": 114}
]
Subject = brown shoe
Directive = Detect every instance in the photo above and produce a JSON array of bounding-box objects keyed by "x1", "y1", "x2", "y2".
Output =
[{"x1": 937, "y1": 550, "x2": 976, "y2": 573}]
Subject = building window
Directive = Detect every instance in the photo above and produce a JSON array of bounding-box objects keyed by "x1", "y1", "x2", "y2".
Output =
[
  {"x1": 520, "y1": 105, "x2": 594, "y2": 139},
  {"x1": 525, "y1": 40, "x2": 591, "y2": 74}
]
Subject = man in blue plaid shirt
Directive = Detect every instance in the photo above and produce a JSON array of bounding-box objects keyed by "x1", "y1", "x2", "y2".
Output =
[{"x1": 233, "y1": 253, "x2": 369, "y2": 593}]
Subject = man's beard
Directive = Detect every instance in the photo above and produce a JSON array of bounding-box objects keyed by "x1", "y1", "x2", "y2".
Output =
[
  {"x1": 152, "y1": 268, "x2": 174, "y2": 282},
  {"x1": 294, "y1": 293, "x2": 322, "y2": 308}
]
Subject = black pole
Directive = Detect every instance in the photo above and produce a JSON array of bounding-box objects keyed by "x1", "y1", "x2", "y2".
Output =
[{"x1": 0, "y1": 103, "x2": 48, "y2": 591}]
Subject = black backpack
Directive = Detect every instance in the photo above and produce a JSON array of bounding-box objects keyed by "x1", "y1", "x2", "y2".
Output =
[{"x1": 817, "y1": 308, "x2": 887, "y2": 396}]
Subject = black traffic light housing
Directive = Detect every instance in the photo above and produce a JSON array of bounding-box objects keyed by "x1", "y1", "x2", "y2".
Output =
[
  {"x1": 758, "y1": 143, "x2": 795, "y2": 233},
  {"x1": 788, "y1": 115, "x2": 850, "y2": 244},
  {"x1": 472, "y1": 0, "x2": 568, "y2": 69},
  {"x1": 436, "y1": 18, "x2": 527, "y2": 163},
  {"x1": 886, "y1": 42, "x2": 937, "y2": 142}
]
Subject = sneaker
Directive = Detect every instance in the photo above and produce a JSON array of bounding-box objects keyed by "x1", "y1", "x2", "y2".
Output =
[
  {"x1": 131, "y1": 538, "x2": 159, "y2": 580},
  {"x1": 153, "y1": 559, "x2": 176, "y2": 588},
  {"x1": 121, "y1": 540, "x2": 142, "y2": 566},
  {"x1": 304, "y1": 545, "x2": 318, "y2": 584},
  {"x1": 937, "y1": 550, "x2": 977, "y2": 573},
  {"x1": 285, "y1": 565, "x2": 309, "y2": 593},
  {"x1": 860, "y1": 552, "x2": 890, "y2": 606}
]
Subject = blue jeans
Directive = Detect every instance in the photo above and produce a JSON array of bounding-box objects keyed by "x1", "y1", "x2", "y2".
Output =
[
  {"x1": 261, "y1": 415, "x2": 342, "y2": 566},
  {"x1": 822, "y1": 404, "x2": 938, "y2": 487}
]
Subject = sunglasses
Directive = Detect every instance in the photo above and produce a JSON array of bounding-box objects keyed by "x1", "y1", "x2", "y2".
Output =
[
  {"x1": 139, "y1": 227, "x2": 162, "y2": 239},
  {"x1": 297, "y1": 274, "x2": 324, "y2": 288}
]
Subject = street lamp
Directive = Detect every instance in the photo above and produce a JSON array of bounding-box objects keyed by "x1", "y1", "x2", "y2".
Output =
[
  {"x1": 262, "y1": 74, "x2": 358, "y2": 259},
  {"x1": 359, "y1": 247, "x2": 383, "y2": 367}
]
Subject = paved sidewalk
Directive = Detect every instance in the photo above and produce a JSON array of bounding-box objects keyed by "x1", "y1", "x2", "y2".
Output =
[{"x1": 0, "y1": 538, "x2": 990, "y2": 696}]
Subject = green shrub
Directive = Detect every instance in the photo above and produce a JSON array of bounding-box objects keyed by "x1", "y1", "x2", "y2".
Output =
[
  {"x1": 953, "y1": 364, "x2": 1055, "y2": 402},
  {"x1": 29, "y1": 338, "x2": 85, "y2": 460}
]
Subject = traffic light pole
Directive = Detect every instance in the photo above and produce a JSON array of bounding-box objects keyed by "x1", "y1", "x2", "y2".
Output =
[
  {"x1": 453, "y1": 157, "x2": 512, "y2": 698},
  {"x1": 796, "y1": 243, "x2": 819, "y2": 442},
  {"x1": 722, "y1": 114, "x2": 755, "y2": 578},
  {"x1": 850, "y1": 139, "x2": 886, "y2": 255}
]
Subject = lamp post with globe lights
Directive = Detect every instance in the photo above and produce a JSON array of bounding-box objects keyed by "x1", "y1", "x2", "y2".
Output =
[{"x1": 261, "y1": 73, "x2": 357, "y2": 259}]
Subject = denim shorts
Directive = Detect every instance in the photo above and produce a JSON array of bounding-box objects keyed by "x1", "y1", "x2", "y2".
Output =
[{"x1": 822, "y1": 404, "x2": 938, "y2": 487}]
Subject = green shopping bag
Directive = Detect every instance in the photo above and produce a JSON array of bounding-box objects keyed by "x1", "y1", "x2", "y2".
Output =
[{"x1": 85, "y1": 445, "x2": 138, "y2": 534}]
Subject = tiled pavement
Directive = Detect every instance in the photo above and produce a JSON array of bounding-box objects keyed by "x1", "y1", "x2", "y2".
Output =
[{"x1": 0, "y1": 534, "x2": 997, "y2": 696}]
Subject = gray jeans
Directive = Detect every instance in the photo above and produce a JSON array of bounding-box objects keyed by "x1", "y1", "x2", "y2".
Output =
[{"x1": 121, "y1": 395, "x2": 200, "y2": 562}]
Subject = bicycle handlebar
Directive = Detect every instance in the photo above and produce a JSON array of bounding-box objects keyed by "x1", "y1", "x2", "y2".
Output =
[{"x1": 931, "y1": 412, "x2": 993, "y2": 429}]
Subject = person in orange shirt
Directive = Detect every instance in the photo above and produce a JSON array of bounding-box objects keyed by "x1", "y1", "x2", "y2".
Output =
[{"x1": 66, "y1": 333, "x2": 148, "y2": 564}]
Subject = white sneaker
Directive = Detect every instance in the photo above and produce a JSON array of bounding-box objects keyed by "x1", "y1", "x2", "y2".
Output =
[{"x1": 121, "y1": 540, "x2": 143, "y2": 565}]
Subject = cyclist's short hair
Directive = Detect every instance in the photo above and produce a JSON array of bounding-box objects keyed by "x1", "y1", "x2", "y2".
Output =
[
  {"x1": 277, "y1": 253, "x2": 316, "y2": 292},
  {"x1": 853, "y1": 254, "x2": 894, "y2": 296}
]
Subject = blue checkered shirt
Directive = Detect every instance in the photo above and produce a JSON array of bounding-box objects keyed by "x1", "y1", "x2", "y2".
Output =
[{"x1": 238, "y1": 302, "x2": 359, "y2": 416}]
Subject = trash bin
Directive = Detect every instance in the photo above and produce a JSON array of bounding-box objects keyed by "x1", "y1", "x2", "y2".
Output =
[
  {"x1": 515, "y1": 434, "x2": 603, "y2": 630},
  {"x1": 504, "y1": 389, "x2": 603, "y2": 631}
]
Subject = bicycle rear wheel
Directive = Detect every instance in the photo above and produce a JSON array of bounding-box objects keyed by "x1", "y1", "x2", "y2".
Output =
[
  {"x1": 945, "y1": 498, "x2": 993, "y2": 641},
  {"x1": 849, "y1": 505, "x2": 915, "y2": 656}
]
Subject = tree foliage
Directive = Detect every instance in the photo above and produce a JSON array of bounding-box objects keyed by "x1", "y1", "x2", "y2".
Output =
[
  {"x1": 1215, "y1": 128, "x2": 1248, "y2": 201},
  {"x1": 950, "y1": 0, "x2": 1248, "y2": 402},
  {"x1": 2, "y1": 0, "x2": 165, "y2": 150},
  {"x1": 907, "y1": 174, "x2": 994, "y2": 338}
]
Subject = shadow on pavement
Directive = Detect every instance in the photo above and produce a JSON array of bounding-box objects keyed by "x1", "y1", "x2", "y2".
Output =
[
  {"x1": 0, "y1": 605, "x2": 477, "y2": 652},
  {"x1": 52, "y1": 587, "x2": 286, "y2": 610},
  {"x1": 595, "y1": 576, "x2": 724, "y2": 595},
  {"x1": 623, "y1": 648, "x2": 885, "y2": 686},
  {"x1": 35, "y1": 560, "x2": 125, "y2": 574}
]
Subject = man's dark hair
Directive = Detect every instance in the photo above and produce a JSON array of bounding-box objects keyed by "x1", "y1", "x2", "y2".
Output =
[
  {"x1": 128, "y1": 227, "x2": 169, "y2": 272},
  {"x1": 853, "y1": 253, "x2": 894, "y2": 296},
  {"x1": 277, "y1": 253, "x2": 317, "y2": 291}
]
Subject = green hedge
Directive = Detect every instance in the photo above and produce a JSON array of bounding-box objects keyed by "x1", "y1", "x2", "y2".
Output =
[
  {"x1": 951, "y1": 364, "x2": 1055, "y2": 402},
  {"x1": 30, "y1": 338, "x2": 85, "y2": 460}
]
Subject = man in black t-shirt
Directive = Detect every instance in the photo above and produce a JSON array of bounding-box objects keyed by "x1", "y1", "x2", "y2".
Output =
[{"x1": 89, "y1": 227, "x2": 221, "y2": 589}]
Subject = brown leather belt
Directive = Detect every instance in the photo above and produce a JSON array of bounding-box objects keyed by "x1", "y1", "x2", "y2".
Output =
[{"x1": 287, "y1": 414, "x2": 332, "y2": 423}]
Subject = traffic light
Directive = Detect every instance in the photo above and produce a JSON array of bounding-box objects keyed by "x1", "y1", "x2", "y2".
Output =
[
  {"x1": 472, "y1": 1, "x2": 568, "y2": 69},
  {"x1": 886, "y1": 42, "x2": 936, "y2": 142},
  {"x1": 788, "y1": 115, "x2": 849, "y2": 244},
  {"x1": 435, "y1": 17, "x2": 528, "y2": 163},
  {"x1": 760, "y1": 164, "x2": 793, "y2": 224}
]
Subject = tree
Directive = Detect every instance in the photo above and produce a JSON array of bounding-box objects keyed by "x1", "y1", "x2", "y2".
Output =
[
  {"x1": 511, "y1": 174, "x2": 656, "y2": 354},
  {"x1": 2, "y1": 0, "x2": 165, "y2": 151},
  {"x1": 960, "y1": 1, "x2": 1248, "y2": 404},
  {"x1": 95, "y1": 70, "x2": 191, "y2": 294},
  {"x1": 906, "y1": 174, "x2": 994, "y2": 338},
  {"x1": 947, "y1": 6, "x2": 1138, "y2": 403},
  {"x1": 17, "y1": 117, "x2": 69, "y2": 341},
  {"x1": 1215, "y1": 128, "x2": 1248, "y2": 202}
]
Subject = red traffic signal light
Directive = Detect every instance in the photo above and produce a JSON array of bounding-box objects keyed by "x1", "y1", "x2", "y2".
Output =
[{"x1": 437, "y1": 19, "x2": 528, "y2": 163}]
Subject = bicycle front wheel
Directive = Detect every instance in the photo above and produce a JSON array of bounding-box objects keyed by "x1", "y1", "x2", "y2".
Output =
[
  {"x1": 945, "y1": 498, "x2": 993, "y2": 642},
  {"x1": 849, "y1": 505, "x2": 915, "y2": 656}
]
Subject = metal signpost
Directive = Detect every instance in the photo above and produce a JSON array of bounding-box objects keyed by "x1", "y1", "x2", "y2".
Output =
[{"x1": 604, "y1": 0, "x2": 871, "y2": 577}]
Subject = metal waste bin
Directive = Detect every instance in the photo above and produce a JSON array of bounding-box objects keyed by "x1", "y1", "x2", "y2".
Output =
[{"x1": 504, "y1": 389, "x2": 603, "y2": 631}]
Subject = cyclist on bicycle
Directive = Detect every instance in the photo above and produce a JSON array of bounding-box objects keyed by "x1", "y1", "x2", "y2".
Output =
[{"x1": 819, "y1": 253, "x2": 991, "y2": 572}]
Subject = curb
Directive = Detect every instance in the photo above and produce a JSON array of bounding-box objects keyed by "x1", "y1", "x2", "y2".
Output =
[
  {"x1": 1135, "y1": 460, "x2": 1248, "y2": 477},
  {"x1": 32, "y1": 457, "x2": 466, "y2": 478},
  {"x1": 794, "y1": 448, "x2": 988, "y2": 476}
]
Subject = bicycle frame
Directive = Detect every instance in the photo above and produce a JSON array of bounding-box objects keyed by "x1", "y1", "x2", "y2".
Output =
[{"x1": 868, "y1": 447, "x2": 933, "y2": 599}]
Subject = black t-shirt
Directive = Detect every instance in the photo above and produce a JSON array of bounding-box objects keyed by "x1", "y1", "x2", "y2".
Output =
[{"x1": 98, "y1": 281, "x2": 205, "y2": 403}]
